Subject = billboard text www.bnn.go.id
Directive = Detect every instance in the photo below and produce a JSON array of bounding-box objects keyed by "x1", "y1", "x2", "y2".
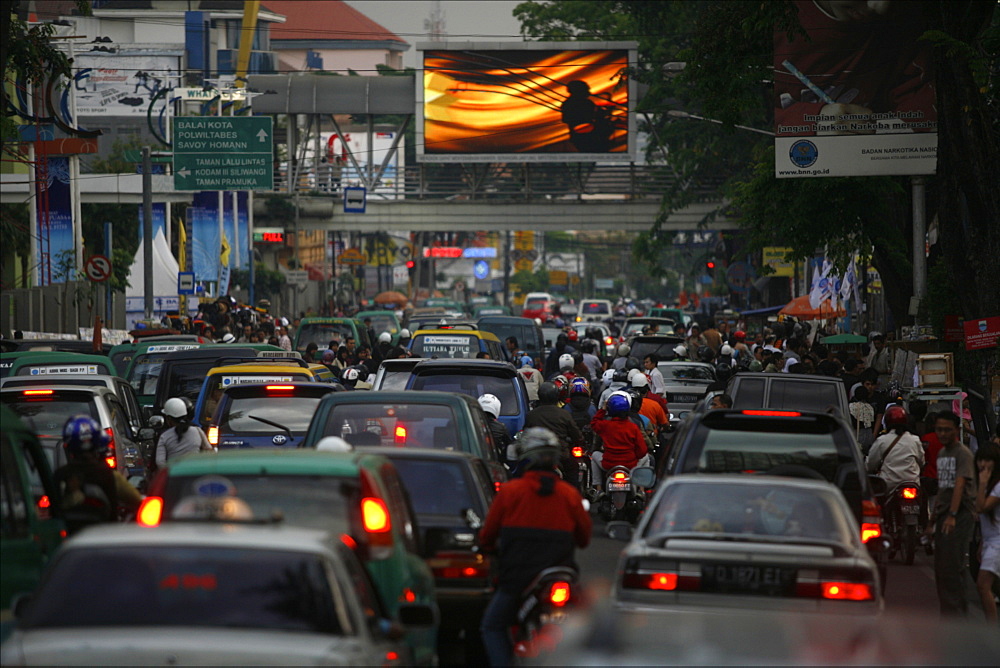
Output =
[{"x1": 417, "y1": 42, "x2": 637, "y2": 163}]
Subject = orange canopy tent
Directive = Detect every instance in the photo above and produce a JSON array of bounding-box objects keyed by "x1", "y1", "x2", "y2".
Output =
[{"x1": 779, "y1": 295, "x2": 846, "y2": 320}]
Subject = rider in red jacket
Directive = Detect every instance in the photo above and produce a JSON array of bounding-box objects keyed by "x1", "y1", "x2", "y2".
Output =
[{"x1": 590, "y1": 392, "x2": 648, "y2": 486}]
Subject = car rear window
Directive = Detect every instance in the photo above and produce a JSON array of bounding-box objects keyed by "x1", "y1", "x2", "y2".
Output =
[
  {"x1": 23, "y1": 546, "x2": 347, "y2": 634},
  {"x1": 377, "y1": 369, "x2": 412, "y2": 391},
  {"x1": 164, "y1": 474, "x2": 351, "y2": 529},
  {"x1": 682, "y1": 415, "x2": 853, "y2": 481},
  {"x1": 582, "y1": 302, "x2": 609, "y2": 314},
  {"x1": 2, "y1": 393, "x2": 98, "y2": 444},
  {"x1": 296, "y1": 323, "x2": 356, "y2": 351},
  {"x1": 410, "y1": 334, "x2": 479, "y2": 359},
  {"x1": 219, "y1": 395, "x2": 324, "y2": 435},
  {"x1": 629, "y1": 339, "x2": 682, "y2": 361},
  {"x1": 767, "y1": 379, "x2": 843, "y2": 413},
  {"x1": 409, "y1": 372, "x2": 517, "y2": 416},
  {"x1": 389, "y1": 458, "x2": 477, "y2": 517},
  {"x1": 660, "y1": 364, "x2": 715, "y2": 381},
  {"x1": 323, "y1": 403, "x2": 461, "y2": 448},
  {"x1": 201, "y1": 373, "x2": 311, "y2": 422},
  {"x1": 643, "y1": 482, "x2": 854, "y2": 546}
]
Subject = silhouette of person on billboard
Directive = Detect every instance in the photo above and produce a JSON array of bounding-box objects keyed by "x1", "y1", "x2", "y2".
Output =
[{"x1": 561, "y1": 80, "x2": 615, "y2": 152}]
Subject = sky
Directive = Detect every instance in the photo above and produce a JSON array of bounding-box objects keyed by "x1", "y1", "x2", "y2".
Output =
[{"x1": 345, "y1": 1, "x2": 525, "y2": 69}]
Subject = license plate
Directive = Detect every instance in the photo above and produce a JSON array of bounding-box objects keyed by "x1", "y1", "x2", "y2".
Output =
[
  {"x1": 901, "y1": 504, "x2": 920, "y2": 515},
  {"x1": 673, "y1": 394, "x2": 701, "y2": 403},
  {"x1": 700, "y1": 564, "x2": 796, "y2": 596},
  {"x1": 606, "y1": 481, "x2": 630, "y2": 491}
]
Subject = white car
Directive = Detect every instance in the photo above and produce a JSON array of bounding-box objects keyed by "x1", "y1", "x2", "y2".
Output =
[{"x1": 1, "y1": 524, "x2": 433, "y2": 666}]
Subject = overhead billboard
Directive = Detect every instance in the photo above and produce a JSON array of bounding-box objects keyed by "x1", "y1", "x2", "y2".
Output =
[
  {"x1": 773, "y1": 1, "x2": 936, "y2": 178},
  {"x1": 417, "y1": 42, "x2": 636, "y2": 162},
  {"x1": 72, "y1": 52, "x2": 182, "y2": 117}
]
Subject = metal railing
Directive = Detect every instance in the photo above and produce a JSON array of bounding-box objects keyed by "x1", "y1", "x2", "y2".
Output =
[{"x1": 268, "y1": 163, "x2": 723, "y2": 202}]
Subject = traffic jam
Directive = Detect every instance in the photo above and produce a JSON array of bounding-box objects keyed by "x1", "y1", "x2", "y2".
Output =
[{"x1": 3, "y1": 296, "x2": 998, "y2": 665}]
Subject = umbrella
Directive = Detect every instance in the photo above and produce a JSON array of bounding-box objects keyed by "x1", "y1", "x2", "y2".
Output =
[
  {"x1": 779, "y1": 295, "x2": 846, "y2": 320},
  {"x1": 820, "y1": 333, "x2": 867, "y2": 345},
  {"x1": 374, "y1": 291, "x2": 408, "y2": 306}
]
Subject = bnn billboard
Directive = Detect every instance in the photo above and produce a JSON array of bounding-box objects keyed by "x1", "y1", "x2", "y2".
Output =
[{"x1": 417, "y1": 42, "x2": 637, "y2": 162}]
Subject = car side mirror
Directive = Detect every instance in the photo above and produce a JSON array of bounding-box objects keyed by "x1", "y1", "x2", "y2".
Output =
[
  {"x1": 397, "y1": 602, "x2": 437, "y2": 628},
  {"x1": 606, "y1": 521, "x2": 633, "y2": 542},
  {"x1": 148, "y1": 414, "x2": 164, "y2": 429},
  {"x1": 631, "y1": 466, "x2": 656, "y2": 488}
]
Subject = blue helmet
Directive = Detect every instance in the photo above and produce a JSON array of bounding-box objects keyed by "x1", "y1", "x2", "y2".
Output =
[
  {"x1": 606, "y1": 391, "x2": 631, "y2": 417},
  {"x1": 62, "y1": 415, "x2": 110, "y2": 457},
  {"x1": 519, "y1": 355, "x2": 534, "y2": 369}
]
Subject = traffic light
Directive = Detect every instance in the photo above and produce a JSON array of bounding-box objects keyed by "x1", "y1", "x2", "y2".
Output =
[{"x1": 705, "y1": 259, "x2": 717, "y2": 272}]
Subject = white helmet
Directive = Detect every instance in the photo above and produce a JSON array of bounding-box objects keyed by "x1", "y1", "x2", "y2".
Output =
[
  {"x1": 343, "y1": 367, "x2": 361, "y2": 383},
  {"x1": 220, "y1": 332, "x2": 236, "y2": 343},
  {"x1": 559, "y1": 353, "x2": 574, "y2": 370},
  {"x1": 721, "y1": 344, "x2": 733, "y2": 356},
  {"x1": 673, "y1": 344, "x2": 687, "y2": 357},
  {"x1": 400, "y1": 328, "x2": 411, "y2": 338},
  {"x1": 378, "y1": 332, "x2": 392, "y2": 344},
  {"x1": 163, "y1": 396, "x2": 192, "y2": 419},
  {"x1": 478, "y1": 393, "x2": 501, "y2": 419},
  {"x1": 602, "y1": 368, "x2": 615, "y2": 385},
  {"x1": 626, "y1": 368, "x2": 642, "y2": 383},
  {"x1": 316, "y1": 436, "x2": 352, "y2": 453},
  {"x1": 631, "y1": 373, "x2": 649, "y2": 388}
]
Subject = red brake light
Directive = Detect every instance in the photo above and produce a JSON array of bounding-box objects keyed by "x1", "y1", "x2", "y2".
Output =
[
  {"x1": 400, "y1": 587, "x2": 417, "y2": 603},
  {"x1": 340, "y1": 533, "x2": 358, "y2": 550},
  {"x1": 266, "y1": 385, "x2": 295, "y2": 392},
  {"x1": 494, "y1": 481, "x2": 501, "y2": 492},
  {"x1": 623, "y1": 572, "x2": 679, "y2": 591},
  {"x1": 612, "y1": 471, "x2": 627, "y2": 481},
  {"x1": 207, "y1": 426, "x2": 219, "y2": 446},
  {"x1": 37, "y1": 495, "x2": 51, "y2": 509},
  {"x1": 430, "y1": 551, "x2": 490, "y2": 579},
  {"x1": 549, "y1": 581, "x2": 571, "y2": 607},
  {"x1": 901, "y1": 487, "x2": 918, "y2": 500},
  {"x1": 571, "y1": 446, "x2": 584, "y2": 458},
  {"x1": 361, "y1": 497, "x2": 391, "y2": 533},
  {"x1": 861, "y1": 523, "x2": 882, "y2": 543},
  {"x1": 137, "y1": 496, "x2": 163, "y2": 527},
  {"x1": 104, "y1": 428, "x2": 116, "y2": 469},
  {"x1": 821, "y1": 582, "x2": 874, "y2": 601},
  {"x1": 605, "y1": 336, "x2": 613, "y2": 345},
  {"x1": 23, "y1": 389, "x2": 54, "y2": 396},
  {"x1": 394, "y1": 425, "x2": 407, "y2": 444},
  {"x1": 386, "y1": 651, "x2": 400, "y2": 662},
  {"x1": 740, "y1": 410, "x2": 802, "y2": 417}
]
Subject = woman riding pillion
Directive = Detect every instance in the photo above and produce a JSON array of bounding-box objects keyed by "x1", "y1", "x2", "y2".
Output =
[{"x1": 155, "y1": 397, "x2": 214, "y2": 470}]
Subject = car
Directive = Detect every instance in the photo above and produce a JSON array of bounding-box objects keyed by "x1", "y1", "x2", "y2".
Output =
[
  {"x1": 124, "y1": 341, "x2": 210, "y2": 407},
  {"x1": 1, "y1": 385, "x2": 147, "y2": 478},
  {"x1": 193, "y1": 360, "x2": 330, "y2": 430},
  {"x1": 662, "y1": 408, "x2": 887, "y2": 580},
  {"x1": 372, "y1": 358, "x2": 423, "y2": 391},
  {"x1": 726, "y1": 371, "x2": 849, "y2": 417},
  {"x1": 7, "y1": 352, "x2": 117, "y2": 379},
  {"x1": 294, "y1": 316, "x2": 373, "y2": 353},
  {"x1": 577, "y1": 299, "x2": 614, "y2": 323},
  {"x1": 609, "y1": 475, "x2": 882, "y2": 614},
  {"x1": 567, "y1": 321, "x2": 617, "y2": 357},
  {"x1": 647, "y1": 306, "x2": 694, "y2": 326},
  {"x1": 521, "y1": 293, "x2": 557, "y2": 322},
  {"x1": 626, "y1": 334, "x2": 686, "y2": 364},
  {"x1": 407, "y1": 314, "x2": 465, "y2": 332},
  {"x1": 421, "y1": 299, "x2": 466, "y2": 318},
  {"x1": 1, "y1": 523, "x2": 429, "y2": 666},
  {"x1": 207, "y1": 381, "x2": 344, "y2": 449},
  {"x1": 356, "y1": 310, "x2": 403, "y2": 346},
  {"x1": 108, "y1": 336, "x2": 212, "y2": 377},
  {"x1": 477, "y1": 315, "x2": 544, "y2": 363},
  {"x1": 620, "y1": 317, "x2": 677, "y2": 341},
  {"x1": 1, "y1": 407, "x2": 64, "y2": 631},
  {"x1": 302, "y1": 390, "x2": 506, "y2": 488},
  {"x1": 364, "y1": 447, "x2": 497, "y2": 663},
  {"x1": 140, "y1": 448, "x2": 439, "y2": 665},
  {"x1": 657, "y1": 361, "x2": 716, "y2": 414},
  {"x1": 405, "y1": 358, "x2": 529, "y2": 435},
  {"x1": 408, "y1": 327, "x2": 505, "y2": 361}
]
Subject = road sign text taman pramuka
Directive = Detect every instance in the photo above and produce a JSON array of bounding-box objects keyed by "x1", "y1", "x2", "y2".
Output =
[{"x1": 172, "y1": 117, "x2": 273, "y2": 191}]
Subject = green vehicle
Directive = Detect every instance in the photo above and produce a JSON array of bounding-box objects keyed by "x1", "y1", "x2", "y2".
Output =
[
  {"x1": 294, "y1": 317, "x2": 372, "y2": 352},
  {"x1": 7, "y1": 352, "x2": 116, "y2": 379},
  {"x1": 472, "y1": 305, "x2": 512, "y2": 318},
  {"x1": 124, "y1": 342, "x2": 208, "y2": 407},
  {"x1": 0, "y1": 352, "x2": 42, "y2": 379},
  {"x1": 356, "y1": 310, "x2": 402, "y2": 346},
  {"x1": 648, "y1": 307, "x2": 694, "y2": 327},
  {"x1": 422, "y1": 299, "x2": 466, "y2": 317},
  {"x1": 107, "y1": 342, "x2": 139, "y2": 377},
  {"x1": 1, "y1": 406, "x2": 64, "y2": 639},
  {"x1": 146, "y1": 449, "x2": 439, "y2": 665}
]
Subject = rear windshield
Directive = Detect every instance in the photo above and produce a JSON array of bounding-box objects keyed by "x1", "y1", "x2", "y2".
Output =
[
  {"x1": 23, "y1": 545, "x2": 347, "y2": 634},
  {"x1": 164, "y1": 474, "x2": 351, "y2": 529},
  {"x1": 129, "y1": 354, "x2": 167, "y2": 397},
  {"x1": 363, "y1": 314, "x2": 399, "y2": 335},
  {"x1": 747, "y1": 379, "x2": 844, "y2": 413},
  {"x1": 629, "y1": 339, "x2": 682, "y2": 362},
  {"x1": 2, "y1": 393, "x2": 98, "y2": 445},
  {"x1": 410, "y1": 334, "x2": 479, "y2": 359},
  {"x1": 296, "y1": 323, "x2": 356, "y2": 351},
  {"x1": 390, "y1": 458, "x2": 476, "y2": 517},
  {"x1": 201, "y1": 373, "x2": 311, "y2": 422},
  {"x1": 164, "y1": 359, "x2": 247, "y2": 403},
  {"x1": 377, "y1": 369, "x2": 412, "y2": 391},
  {"x1": 660, "y1": 364, "x2": 715, "y2": 381},
  {"x1": 582, "y1": 302, "x2": 610, "y2": 315},
  {"x1": 219, "y1": 395, "x2": 324, "y2": 435},
  {"x1": 409, "y1": 372, "x2": 517, "y2": 416},
  {"x1": 681, "y1": 416, "x2": 852, "y2": 481},
  {"x1": 477, "y1": 323, "x2": 540, "y2": 356},
  {"x1": 323, "y1": 403, "x2": 460, "y2": 448}
]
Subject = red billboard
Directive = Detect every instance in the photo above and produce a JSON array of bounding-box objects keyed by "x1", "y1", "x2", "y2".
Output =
[
  {"x1": 417, "y1": 42, "x2": 636, "y2": 162},
  {"x1": 964, "y1": 316, "x2": 1000, "y2": 351}
]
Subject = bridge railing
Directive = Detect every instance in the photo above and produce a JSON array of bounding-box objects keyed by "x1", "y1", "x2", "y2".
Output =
[{"x1": 269, "y1": 163, "x2": 723, "y2": 201}]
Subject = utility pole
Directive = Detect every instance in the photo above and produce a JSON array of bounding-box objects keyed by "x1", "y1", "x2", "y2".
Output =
[{"x1": 142, "y1": 147, "x2": 154, "y2": 320}]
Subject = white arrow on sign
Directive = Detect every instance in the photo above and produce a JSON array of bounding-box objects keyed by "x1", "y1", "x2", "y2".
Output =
[
  {"x1": 177, "y1": 167, "x2": 191, "y2": 178},
  {"x1": 257, "y1": 129, "x2": 268, "y2": 142}
]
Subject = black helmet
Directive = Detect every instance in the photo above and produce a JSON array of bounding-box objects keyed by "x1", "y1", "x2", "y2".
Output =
[
  {"x1": 612, "y1": 368, "x2": 630, "y2": 383},
  {"x1": 698, "y1": 345, "x2": 715, "y2": 363},
  {"x1": 626, "y1": 388, "x2": 644, "y2": 412},
  {"x1": 715, "y1": 363, "x2": 733, "y2": 383},
  {"x1": 625, "y1": 356, "x2": 641, "y2": 371},
  {"x1": 537, "y1": 382, "x2": 561, "y2": 405}
]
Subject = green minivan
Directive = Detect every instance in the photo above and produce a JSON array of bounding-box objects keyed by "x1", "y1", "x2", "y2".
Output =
[
  {"x1": 294, "y1": 317, "x2": 372, "y2": 352},
  {"x1": 7, "y1": 352, "x2": 116, "y2": 379}
]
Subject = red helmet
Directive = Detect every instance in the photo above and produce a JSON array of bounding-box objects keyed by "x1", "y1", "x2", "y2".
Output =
[
  {"x1": 734, "y1": 330, "x2": 746, "y2": 341},
  {"x1": 884, "y1": 405, "x2": 908, "y2": 429},
  {"x1": 566, "y1": 329, "x2": 579, "y2": 342}
]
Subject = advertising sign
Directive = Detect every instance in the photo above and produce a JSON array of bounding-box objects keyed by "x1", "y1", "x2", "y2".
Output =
[
  {"x1": 73, "y1": 52, "x2": 182, "y2": 117},
  {"x1": 943, "y1": 315, "x2": 964, "y2": 343},
  {"x1": 34, "y1": 156, "x2": 74, "y2": 285},
  {"x1": 189, "y1": 192, "x2": 249, "y2": 282},
  {"x1": 963, "y1": 316, "x2": 1000, "y2": 351},
  {"x1": 773, "y1": 1, "x2": 936, "y2": 178},
  {"x1": 762, "y1": 247, "x2": 796, "y2": 277},
  {"x1": 418, "y1": 42, "x2": 636, "y2": 162}
]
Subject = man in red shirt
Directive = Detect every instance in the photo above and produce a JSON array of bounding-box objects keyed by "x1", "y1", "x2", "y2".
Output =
[{"x1": 590, "y1": 392, "x2": 649, "y2": 491}]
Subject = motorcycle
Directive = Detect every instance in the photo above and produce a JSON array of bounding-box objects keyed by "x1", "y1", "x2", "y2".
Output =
[
  {"x1": 510, "y1": 566, "x2": 579, "y2": 659},
  {"x1": 596, "y1": 465, "x2": 656, "y2": 524},
  {"x1": 883, "y1": 481, "x2": 924, "y2": 565}
]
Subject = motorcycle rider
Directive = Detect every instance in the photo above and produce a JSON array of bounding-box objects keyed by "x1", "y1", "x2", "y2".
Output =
[
  {"x1": 866, "y1": 405, "x2": 925, "y2": 494},
  {"x1": 517, "y1": 355, "x2": 543, "y2": 404},
  {"x1": 524, "y1": 382, "x2": 586, "y2": 487},
  {"x1": 479, "y1": 394, "x2": 512, "y2": 464},
  {"x1": 155, "y1": 397, "x2": 214, "y2": 470},
  {"x1": 478, "y1": 427, "x2": 592, "y2": 667},
  {"x1": 55, "y1": 415, "x2": 143, "y2": 535},
  {"x1": 564, "y1": 377, "x2": 596, "y2": 431},
  {"x1": 590, "y1": 392, "x2": 649, "y2": 492},
  {"x1": 631, "y1": 374, "x2": 668, "y2": 437}
]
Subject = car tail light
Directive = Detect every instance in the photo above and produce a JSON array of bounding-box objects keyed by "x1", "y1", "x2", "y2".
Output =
[
  {"x1": 549, "y1": 581, "x2": 571, "y2": 607},
  {"x1": 495, "y1": 481, "x2": 502, "y2": 492},
  {"x1": 901, "y1": 487, "x2": 918, "y2": 500},
  {"x1": 23, "y1": 389, "x2": 54, "y2": 396},
  {"x1": 430, "y1": 551, "x2": 490, "y2": 579},
  {"x1": 621, "y1": 561, "x2": 700, "y2": 591},
  {"x1": 861, "y1": 499, "x2": 882, "y2": 543},
  {"x1": 362, "y1": 497, "x2": 391, "y2": 533},
  {"x1": 394, "y1": 425, "x2": 407, "y2": 445},
  {"x1": 137, "y1": 496, "x2": 163, "y2": 527},
  {"x1": 605, "y1": 336, "x2": 613, "y2": 346},
  {"x1": 104, "y1": 428, "x2": 116, "y2": 469},
  {"x1": 266, "y1": 385, "x2": 295, "y2": 392},
  {"x1": 207, "y1": 426, "x2": 219, "y2": 446},
  {"x1": 821, "y1": 582, "x2": 874, "y2": 601},
  {"x1": 359, "y1": 469, "x2": 394, "y2": 554},
  {"x1": 571, "y1": 446, "x2": 584, "y2": 458},
  {"x1": 37, "y1": 495, "x2": 51, "y2": 509},
  {"x1": 740, "y1": 409, "x2": 802, "y2": 417},
  {"x1": 340, "y1": 533, "x2": 358, "y2": 550}
]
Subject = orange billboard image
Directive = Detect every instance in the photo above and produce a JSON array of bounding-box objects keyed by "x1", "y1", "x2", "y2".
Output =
[{"x1": 420, "y1": 47, "x2": 633, "y2": 161}]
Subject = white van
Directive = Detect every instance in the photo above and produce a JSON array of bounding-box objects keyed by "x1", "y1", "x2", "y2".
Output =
[{"x1": 577, "y1": 299, "x2": 613, "y2": 322}]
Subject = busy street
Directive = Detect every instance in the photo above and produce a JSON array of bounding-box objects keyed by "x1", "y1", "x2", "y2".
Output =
[{"x1": 2, "y1": 0, "x2": 1000, "y2": 666}]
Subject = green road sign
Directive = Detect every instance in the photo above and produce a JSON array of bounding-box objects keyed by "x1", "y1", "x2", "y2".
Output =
[{"x1": 172, "y1": 116, "x2": 273, "y2": 191}]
